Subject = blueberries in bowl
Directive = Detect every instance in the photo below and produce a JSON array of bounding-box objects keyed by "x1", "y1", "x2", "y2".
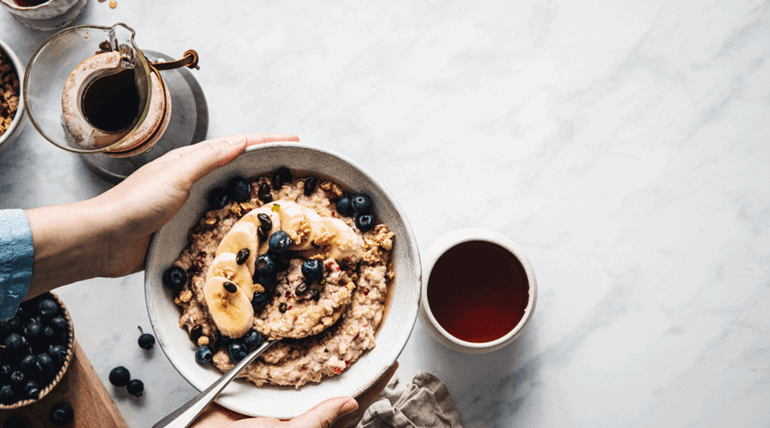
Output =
[
  {"x1": 227, "y1": 176, "x2": 251, "y2": 203},
  {"x1": 195, "y1": 345, "x2": 213, "y2": 365},
  {"x1": 208, "y1": 187, "x2": 229, "y2": 209},
  {"x1": 351, "y1": 193, "x2": 372, "y2": 214},
  {"x1": 162, "y1": 266, "x2": 187, "y2": 292},
  {"x1": 268, "y1": 230, "x2": 291, "y2": 255},
  {"x1": 226, "y1": 341, "x2": 248, "y2": 364},
  {"x1": 355, "y1": 213, "x2": 375, "y2": 232},
  {"x1": 301, "y1": 259, "x2": 324, "y2": 281},
  {"x1": 335, "y1": 195, "x2": 354, "y2": 217}
]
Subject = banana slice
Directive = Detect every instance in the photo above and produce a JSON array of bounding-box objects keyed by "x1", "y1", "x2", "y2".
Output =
[
  {"x1": 207, "y1": 252, "x2": 262, "y2": 296},
  {"x1": 299, "y1": 217, "x2": 361, "y2": 260},
  {"x1": 291, "y1": 206, "x2": 325, "y2": 251},
  {"x1": 273, "y1": 201, "x2": 310, "y2": 247},
  {"x1": 240, "y1": 204, "x2": 281, "y2": 255},
  {"x1": 215, "y1": 221, "x2": 258, "y2": 275},
  {"x1": 203, "y1": 277, "x2": 254, "y2": 338}
]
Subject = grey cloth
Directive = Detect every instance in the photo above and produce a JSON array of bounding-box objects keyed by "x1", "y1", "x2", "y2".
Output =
[{"x1": 354, "y1": 370, "x2": 463, "y2": 428}]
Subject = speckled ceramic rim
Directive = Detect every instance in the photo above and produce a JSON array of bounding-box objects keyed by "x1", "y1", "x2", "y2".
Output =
[
  {"x1": 419, "y1": 228, "x2": 537, "y2": 354},
  {"x1": 0, "y1": 39, "x2": 26, "y2": 151},
  {"x1": 145, "y1": 142, "x2": 421, "y2": 419},
  {"x1": 0, "y1": 292, "x2": 75, "y2": 410}
]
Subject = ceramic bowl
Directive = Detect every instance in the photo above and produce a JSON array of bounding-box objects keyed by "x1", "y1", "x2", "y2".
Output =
[
  {"x1": 145, "y1": 142, "x2": 421, "y2": 419},
  {"x1": 0, "y1": 0, "x2": 88, "y2": 31},
  {"x1": 418, "y1": 228, "x2": 537, "y2": 354},
  {"x1": 0, "y1": 292, "x2": 75, "y2": 410},
  {"x1": 0, "y1": 39, "x2": 25, "y2": 154}
]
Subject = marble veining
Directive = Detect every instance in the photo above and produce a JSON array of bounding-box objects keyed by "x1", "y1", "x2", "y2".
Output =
[{"x1": 2, "y1": 0, "x2": 769, "y2": 426}]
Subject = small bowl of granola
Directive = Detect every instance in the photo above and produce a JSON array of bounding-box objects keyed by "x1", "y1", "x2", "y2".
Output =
[
  {"x1": 0, "y1": 38, "x2": 24, "y2": 154},
  {"x1": 145, "y1": 142, "x2": 422, "y2": 419}
]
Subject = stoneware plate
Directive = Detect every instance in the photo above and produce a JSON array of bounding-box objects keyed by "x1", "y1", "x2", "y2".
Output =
[{"x1": 145, "y1": 142, "x2": 421, "y2": 419}]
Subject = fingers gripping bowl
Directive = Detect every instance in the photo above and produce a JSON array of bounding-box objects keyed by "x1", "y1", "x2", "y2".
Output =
[{"x1": 144, "y1": 143, "x2": 421, "y2": 418}]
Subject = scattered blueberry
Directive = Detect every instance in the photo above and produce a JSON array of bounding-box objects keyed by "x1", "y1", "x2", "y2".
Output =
[
  {"x1": 138, "y1": 333, "x2": 155, "y2": 350},
  {"x1": 36, "y1": 353, "x2": 54, "y2": 374},
  {"x1": 208, "y1": 187, "x2": 229, "y2": 209},
  {"x1": 335, "y1": 195, "x2": 354, "y2": 217},
  {"x1": 49, "y1": 402, "x2": 74, "y2": 426},
  {"x1": 255, "y1": 254, "x2": 275, "y2": 275},
  {"x1": 352, "y1": 193, "x2": 372, "y2": 214},
  {"x1": 301, "y1": 259, "x2": 324, "y2": 281},
  {"x1": 39, "y1": 299, "x2": 59, "y2": 320},
  {"x1": 242, "y1": 330, "x2": 262, "y2": 350},
  {"x1": 251, "y1": 292, "x2": 269, "y2": 313},
  {"x1": 50, "y1": 345, "x2": 68, "y2": 365},
  {"x1": 226, "y1": 341, "x2": 248, "y2": 364},
  {"x1": 5, "y1": 333, "x2": 24, "y2": 351},
  {"x1": 126, "y1": 379, "x2": 144, "y2": 397},
  {"x1": 3, "y1": 415, "x2": 27, "y2": 428},
  {"x1": 0, "y1": 385, "x2": 15, "y2": 405},
  {"x1": 268, "y1": 230, "x2": 291, "y2": 255},
  {"x1": 162, "y1": 266, "x2": 188, "y2": 292},
  {"x1": 24, "y1": 380, "x2": 39, "y2": 399},
  {"x1": 50, "y1": 316, "x2": 68, "y2": 333},
  {"x1": 272, "y1": 167, "x2": 293, "y2": 189},
  {"x1": 227, "y1": 176, "x2": 251, "y2": 203},
  {"x1": 194, "y1": 345, "x2": 213, "y2": 365},
  {"x1": 109, "y1": 366, "x2": 130, "y2": 387},
  {"x1": 355, "y1": 213, "x2": 375, "y2": 231},
  {"x1": 253, "y1": 273, "x2": 276, "y2": 288}
]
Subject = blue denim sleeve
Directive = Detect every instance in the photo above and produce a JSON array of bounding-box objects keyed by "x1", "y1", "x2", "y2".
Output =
[{"x1": 0, "y1": 209, "x2": 34, "y2": 321}]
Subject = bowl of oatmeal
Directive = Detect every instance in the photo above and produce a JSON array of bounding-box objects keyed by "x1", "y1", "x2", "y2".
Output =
[
  {"x1": 144, "y1": 142, "x2": 421, "y2": 418},
  {"x1": 0, "y1": 39, "x2": 25, "y2": 154}
]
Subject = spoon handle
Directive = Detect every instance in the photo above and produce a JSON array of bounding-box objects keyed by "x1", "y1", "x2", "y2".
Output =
[{"x1": 153, "y1": 339, "x2": 279, "y2": 428}]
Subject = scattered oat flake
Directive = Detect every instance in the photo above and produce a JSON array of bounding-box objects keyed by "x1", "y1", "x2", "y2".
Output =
[{"x1": 109, "y1": 0, "x2": 116, "y2": 7}]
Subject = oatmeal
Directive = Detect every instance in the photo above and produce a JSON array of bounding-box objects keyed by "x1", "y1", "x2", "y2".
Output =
[{"x1": 165, "y1": 169, "x2": 395, "y2": 387}]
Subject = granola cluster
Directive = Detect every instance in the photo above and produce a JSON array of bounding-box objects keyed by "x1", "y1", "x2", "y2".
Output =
[{"x1": 0, "y1": 48, "x2": 20, "y2": 138}]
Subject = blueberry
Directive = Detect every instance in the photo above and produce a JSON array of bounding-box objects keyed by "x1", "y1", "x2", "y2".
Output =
[
  {"x1": 109, "y1": 366, "x2": 130, "y2": 387},
  {"x1": 272, "y1": 166, "x2": 293, "y2": 189},
  {"x1": 25, "y1": 320, "x2": 43, "y2": 343},
  {"x1": 227, "y1": 176, "x2": 251, "y2": 203},
  {"x1": 268, "y1": 230, "x2": 291, "y2": 255},
  {"x1": 0, "y1": 315, "x2": 21, "y2": 332},
  {"x1": 50, "y1": 345, "x2": 67, "y2": 366},
  {"x1": 126, "y1": 379, "x2": 144, "y2": 397},
  {"x1": 44, "y1": 326, "x2": 61, "y2": 345},
  {"x1": 39, "y1": 299, "x2": 59, "y2": 320},
  {"x1": 10, "y1": 371, "x2": 24, "y2": 384},
  {"x1": 49, "y1": 402, "x2": 74, "y2": 426},
  {"x1": 37, "y1": 353, "x2": 54, "y2": 374},
  {"x1": 194, "y1": 345, "x2": 213, "y2": 365},
  {"x1": 251, "y1": 292, "x2": 269, "y2": 313},
  {"x1": 301, "y1": 259, "x2": 324, "y2": 281},
  {"x1": 335, "y1": 195, "x2": 354, "y2": 217},
  {"x1": 352, "y1": 193, "x2": 372, "y2": 214},
  {"x1": 138, "y1": 333, "x2": 155, "y2": 350},
  {"x1": 50, "y1": 316, "x2": 68, "y2": 333},
  {"x1": 253, "y1": 273, "x2": 276, "y2": 288},
  {"x1": 226, "y1": 341, "x2": 248, "y2": 364},
  {"x1": 208, "y1": 186, "x2": 229, "y2": 209},
  {"x1": 24, "y1": 380, "x2": 39, "y2": 399},
  {"x1": 255, "y1": 254, "x2": 275, "y2": 275},
  {"x1": 355, "y1": 213, "x2": 375, "y2": 231},
  {"x1": 0, "y1": 385, "x2": 15, "y2": 405},
  {"x1": 19, "y1": 355, "x2": 37, "y2": 372},
  {"x1": 0, "y1": 365, "x2": 12, "y2": 382},
  {"x1": 162, "y1": 266, "x2": 188, "y2": 292},
  {"x1": 242, "y1": 330, "x2": 262, "y2": 350},
  {"x1": 5, "y1": 333, "x2": 24, "y2": 351},
  {"x1": 3, "y1": 415, "x2": 27, "y2": 428}
]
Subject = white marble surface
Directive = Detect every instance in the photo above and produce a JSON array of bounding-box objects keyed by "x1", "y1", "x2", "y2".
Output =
[{"x1": 2, "y1": 0, "x2": 770, "y2": 426}]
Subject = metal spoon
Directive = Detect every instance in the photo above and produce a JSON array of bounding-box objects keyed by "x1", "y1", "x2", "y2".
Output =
[{"x1": 152, "y1": 338, "x2": 279, "y2": 428}]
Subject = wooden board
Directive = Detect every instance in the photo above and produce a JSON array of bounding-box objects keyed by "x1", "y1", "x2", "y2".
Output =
[{"x1": 0, "y1": 340, "x2": 129, "y2": 428}]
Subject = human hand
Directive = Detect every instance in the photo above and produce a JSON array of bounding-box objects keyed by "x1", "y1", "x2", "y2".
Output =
[{"x1": 25, "y1": 133, "x2": 297, "y2": 298}]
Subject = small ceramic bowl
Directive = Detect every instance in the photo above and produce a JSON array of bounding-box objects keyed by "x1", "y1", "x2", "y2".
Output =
[
  {"x1": 0, "y1": 0, "x2": 88, "y2": 31},
  {"x1": 0, "y1": 292, "x2": 75, "y2": 410},
  {"x1": 145, "y1": 142, "x2": 421, "y2": 419},
  {"x1": 0, "y1": 38, "x2": 25, "y2": 154},
  {"x1": 418, "y1": 228, "x2": 537, "y2": 354}
]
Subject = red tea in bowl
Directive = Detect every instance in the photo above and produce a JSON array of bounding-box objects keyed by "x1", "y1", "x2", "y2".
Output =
[{"x1": 426, "y1": 240, "x2": 529, "y2": 343}]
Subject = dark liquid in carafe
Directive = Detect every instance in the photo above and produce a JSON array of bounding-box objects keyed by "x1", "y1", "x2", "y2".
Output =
[
  {"x1": 82, "y1": 69, "x2": 140, "y2": 133},
  {"x1": 12, "y1": 0, "x2": 50, "y2": 7},
  {"x1": 427, "y1": 241, "x2": 529, "y2": 343}
]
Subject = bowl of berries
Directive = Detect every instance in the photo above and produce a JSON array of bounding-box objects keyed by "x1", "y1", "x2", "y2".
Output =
[{"x1": 0, "y1": 292, "x2": 74, "y2": 409}]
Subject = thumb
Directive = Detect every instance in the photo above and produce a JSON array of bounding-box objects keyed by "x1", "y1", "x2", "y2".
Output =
[
  {"x1": 170, "y1": 134, "x2": 249, "y2": 189},
  {"x1": 287, "y1": 397, "x2": 358, "y2": 428}
]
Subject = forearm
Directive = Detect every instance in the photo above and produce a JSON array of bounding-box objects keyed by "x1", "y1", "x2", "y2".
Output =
[{"x1": 25, "y1": 199, "x2": 111, "y2": 299}]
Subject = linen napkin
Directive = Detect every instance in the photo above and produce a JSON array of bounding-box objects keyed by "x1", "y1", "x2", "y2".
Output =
[{"x1": 351, "y1": 370, "x2": 463, "y2": 428}]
